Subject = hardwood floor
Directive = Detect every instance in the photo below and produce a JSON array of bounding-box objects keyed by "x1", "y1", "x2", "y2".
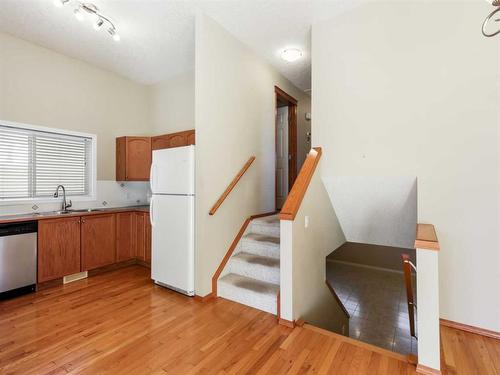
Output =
[{"x1": 0, "y1": 266, "x2": 497, "y2": 374}]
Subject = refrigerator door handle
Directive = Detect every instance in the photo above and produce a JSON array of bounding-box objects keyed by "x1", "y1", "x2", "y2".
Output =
[
  {"x1": 150, "y1": 196, "x2": 155, "y2": 227},
  {"x1": 150, "y1": 163, "x2": 157, "y2": 192}
]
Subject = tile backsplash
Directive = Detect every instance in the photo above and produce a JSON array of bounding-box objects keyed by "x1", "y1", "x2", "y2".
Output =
[{"x1": 0, "y1": 181, "x2": 151, "y2": 216}]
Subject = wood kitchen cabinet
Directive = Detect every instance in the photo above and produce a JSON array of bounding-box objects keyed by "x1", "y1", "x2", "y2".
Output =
[
  {"x1": 151, "y1": 129, "x2": 195, "y2": 151},
  {"x1": 116, "y1": 212, "x2": 136, "y2": 261},
  {"x1": 81, "y1": 214, "x2": 116, "y2": 271},
  {"x1": 38, "y1": 217, "x2": 81, "y2": 283},
  {"x1": 116, "y1": 136, "x2": 151, "y2": 181},
  {"x1": 135, "y1": 212, "x2": 151, "y2": 263}
]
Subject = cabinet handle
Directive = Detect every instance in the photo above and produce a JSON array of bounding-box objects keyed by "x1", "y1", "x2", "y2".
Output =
[{"x1": 82, "y1": 219, "x2": 85, "y2": 223}]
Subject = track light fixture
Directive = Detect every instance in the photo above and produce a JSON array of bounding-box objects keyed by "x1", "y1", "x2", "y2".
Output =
[{"x1": 53, "y1": 1, "x2": 120, "y2": 42}]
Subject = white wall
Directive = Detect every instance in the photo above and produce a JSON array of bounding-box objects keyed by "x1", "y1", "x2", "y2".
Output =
[
  {"x1": 150, "y1": 70, "x2": 195, "y2": 134},
  {"x1": 0, "y1": 32, "x2": 152, "y2": 181},
  {"x1": 195, "y1": 12, "x2": 311, "y2": 296},
  {"x1": 280, "y1": 155, "x2": 347, "y2": 332},
  {"x1": 324, "y1": 176, "x2": 417, "y2": 249},
  {"x1": 313, "y1": 2, "x2": 500, "y2": 331}
]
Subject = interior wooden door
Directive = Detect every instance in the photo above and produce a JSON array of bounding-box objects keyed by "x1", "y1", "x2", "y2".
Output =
[
  {"x1": 38, "y1": 217, "x2": 81, "y2": 282},
  {"x1": 116, "y1": 212, "x2": 136, "y2": 261},
  {"x1": 126, "y1": 137, "x2": 151, "y2": 180},
  {"x1": 81, "y1": 214, "x2": 116, "y2": 270}
]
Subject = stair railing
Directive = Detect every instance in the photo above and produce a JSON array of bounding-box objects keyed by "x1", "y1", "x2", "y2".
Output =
[
  {"x1": 402, "y1": 253, "x2": 417, "y2": 339},
  {"x1": 209, "y1": 156, "x2": 256, "y2": 215}
]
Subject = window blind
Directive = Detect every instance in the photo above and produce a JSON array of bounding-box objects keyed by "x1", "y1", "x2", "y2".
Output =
[{"x1": 0, "y1": 124, "x2": 93, "y2": 200}]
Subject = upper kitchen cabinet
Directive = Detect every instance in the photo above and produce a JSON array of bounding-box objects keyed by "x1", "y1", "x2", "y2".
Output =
[
  {"x1": 116, "y1": 136, "x2": 151, "y2": 181},
  {"x1": 151, "y1": 130, "x2": 195, "y2": 151}
]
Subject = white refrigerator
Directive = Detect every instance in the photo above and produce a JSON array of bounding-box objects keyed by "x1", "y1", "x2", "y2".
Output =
[{"x1": 150, "y1": 145, "x2": 195, "y2": 296}]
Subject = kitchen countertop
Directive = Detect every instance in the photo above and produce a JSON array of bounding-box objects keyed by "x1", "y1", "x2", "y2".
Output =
[{"x1": 0, "y1": 205, "x2": 150, "y2": 224}]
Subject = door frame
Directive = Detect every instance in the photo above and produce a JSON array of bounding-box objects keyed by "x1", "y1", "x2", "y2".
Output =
[{"x1": 275, "y1": 85, "x2": 298, "y2": 210}]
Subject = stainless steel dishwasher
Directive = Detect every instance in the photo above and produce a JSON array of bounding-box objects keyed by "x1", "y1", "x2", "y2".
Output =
[{"x1": 0, "y1": 221, "x2": 37, "y2": 299}]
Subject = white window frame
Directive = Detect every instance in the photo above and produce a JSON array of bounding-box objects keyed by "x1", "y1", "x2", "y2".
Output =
[{"x1": 0, "y1": 119, "x2": 97, "y2": 205}]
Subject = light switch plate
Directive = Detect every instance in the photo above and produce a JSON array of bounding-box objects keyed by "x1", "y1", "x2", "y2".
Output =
[{"x1": 305, "y1": 216, "x2": 309, "y2": 228}]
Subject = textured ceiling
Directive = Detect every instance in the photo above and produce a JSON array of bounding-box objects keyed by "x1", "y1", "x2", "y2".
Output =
[{"x1": 0, "y1": 0, "x2": 359, "y2": 91}]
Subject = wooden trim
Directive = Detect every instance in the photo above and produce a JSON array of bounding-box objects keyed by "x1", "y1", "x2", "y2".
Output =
[
  {"x1": 304, "y1": 323, "x2": 409, "y2": 362},
  {"x1": 275, "y1": 86, "x2": 298, "y2": 105},
  {"x1": 209, "y1": 156, "x2": 256, "y2": 216},
  {"x1": 136, "y1": 259, "x2": 151, "y2": 269},
  {"x1": 415, "y1": 223, "x2": 440, "y2": 251},
  {"x1": 407, "y1": 354, "x2": 418, "y2": 365},
  {"x1": 416, "y1": 364, "x2": 441, "y2": 375},
  {"x1": 277, "y1": 290, "x2": 281, "y2": 321},
  {"x1": 440, "y1": 318, "x2": 500, "y2": 340},
  {"x1": 325, "y1": 280, "x2": 350, "y2": 319},
  {"x1": 87, "y1": 258, "x2": 137, "y2": 277},
  {"x1": 278, "y1": 318, "x2": 295, "y2": 328},
  {"x1": 295, "y1": 318, "x2": 305, "y2": 327},
  {"x1": 279, "y1": 147, "x2": 322, "y2": 221},
  {"x1": 211, "y1": 211, "x2": 278, "y2": 295},
  {"x1": 288, "y1": 103, "x2": 298, "y2": 191},
  {"x1": 275, "y1": 86, "x2": 298, "y2": 211},
  {"x1": 194, "y1": 293, "x2": 216, "y2": 303}
]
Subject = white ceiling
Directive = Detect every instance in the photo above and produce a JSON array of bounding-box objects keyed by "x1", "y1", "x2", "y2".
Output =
[{"x1": 0, "y1": 0, "x2": 359, "y2": 91}]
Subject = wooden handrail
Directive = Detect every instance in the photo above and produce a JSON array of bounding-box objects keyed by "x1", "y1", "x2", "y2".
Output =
[
  {"x1": 209, "y1": 156, "x2": 256, "y2": 215},
  {"x1": 415, "y1": 223, "x2": 440, "y2": 250},
  {"x1": 402, "y1": 254, "x2": 417, "y2": 339},
  {"x1": 279, "y1": 147, "x2": 322, "y2": 221}
]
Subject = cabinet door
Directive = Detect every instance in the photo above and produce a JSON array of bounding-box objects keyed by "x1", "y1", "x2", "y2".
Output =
[
  {"x1": 135, "y1": 212, "x2": 146, "y2": 261},
  {"x1": 81, "y1": 214, "x2": 116, "y2": 270},
  {"x1": 38, "y1": 217, "x2": 81, "y2": 283},
  {"x1": 126, "y1": 137, "x2": 151, "y2": 180},
  {"x1": 151, "y1": 135, "x2": 170, "y2": 151},
  {"x1": 116, "y1": 212, "x2": 136, "y2": 261}
]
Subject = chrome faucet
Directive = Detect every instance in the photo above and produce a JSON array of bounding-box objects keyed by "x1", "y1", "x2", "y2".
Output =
[{"x1": 53, "y1": 185, "x2": 72, "y2": 211}]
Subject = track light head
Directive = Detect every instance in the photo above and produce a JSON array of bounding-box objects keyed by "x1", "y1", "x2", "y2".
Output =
[
  {"x1": 93, "y1": 18, "x2": 104, "y2": 30},
  {"x1": 108, "y1": 27, "x2": 120, "y2": 42}
]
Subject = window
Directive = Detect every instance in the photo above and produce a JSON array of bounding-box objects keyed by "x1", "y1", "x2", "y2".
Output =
[{"x1": 0, "y1": 122, "x2": 96, "y2": 202}]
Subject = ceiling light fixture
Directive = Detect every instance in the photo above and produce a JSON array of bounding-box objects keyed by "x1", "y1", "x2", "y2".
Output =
[
  {"x1": 53, "y1": 1, "x2": 120, "y2": 42},
  {"x1": 280, "y1": 48, "x2": 303, "y2": 62}
]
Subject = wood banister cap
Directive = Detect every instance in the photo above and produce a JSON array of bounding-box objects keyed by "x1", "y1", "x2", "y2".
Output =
[
  {"x1": 415, "y1": 223, "x2": 440, "y2": 251},
  {"x1": 279, "y1": 147, "x2": 322, "y2": 221}
]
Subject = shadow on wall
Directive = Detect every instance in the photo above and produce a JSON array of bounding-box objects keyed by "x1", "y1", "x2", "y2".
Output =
[{"x1": 322, "y1": 176, "x2": 417, "y2": 249}]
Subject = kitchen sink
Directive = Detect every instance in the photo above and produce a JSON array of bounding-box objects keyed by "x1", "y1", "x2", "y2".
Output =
[{"x1": 68, "y1": 208, "x2": 107, "y2": 213}]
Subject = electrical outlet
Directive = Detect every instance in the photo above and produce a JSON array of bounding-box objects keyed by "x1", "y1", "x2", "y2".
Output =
[{"x1": 305, "y1": 216, "x2": 309, "y2": 228}]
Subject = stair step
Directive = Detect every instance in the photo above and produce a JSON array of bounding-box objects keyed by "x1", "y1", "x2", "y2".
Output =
[
  {"x1": 250, "y1": 215, "x2": 280, "y2": 237},
  {"x1": 218, "y1": 273, "x2": 279, "y2": 315},
  {"x1": 227, "y1": 252, "x2": 280, "y2": 284},
  {"x1": 240, "y1": 233, "x2": 280, "y2": 259}
]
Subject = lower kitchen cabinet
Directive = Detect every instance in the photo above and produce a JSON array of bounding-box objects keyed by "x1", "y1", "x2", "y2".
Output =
[
  {"x1": 116, "y1": 212, "x2": 136, "y2": 261},
  {"x1": 81, "y1": 214, "x2": 116, "y2": 271},
  {"x1": 135, "y1": 212, "x2": 151, "y2": 263},
  {"x1": 38, "y1": 217, "x2": 81, "y2": 283},
  {"x1": 36, "y1": 210, "x2": 151, "y2": 284}
]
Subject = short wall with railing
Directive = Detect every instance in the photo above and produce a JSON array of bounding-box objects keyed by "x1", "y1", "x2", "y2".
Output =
[{"x1": 279, "y1": 148, "x2": 348, "y2": 333}]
